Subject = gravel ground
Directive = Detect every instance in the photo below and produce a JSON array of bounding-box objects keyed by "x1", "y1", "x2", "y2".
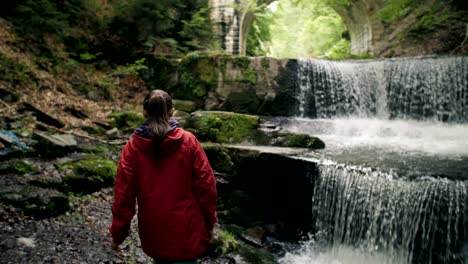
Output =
[{"x1": 1, "y1": 188, "x2": 155, "y2": 264}]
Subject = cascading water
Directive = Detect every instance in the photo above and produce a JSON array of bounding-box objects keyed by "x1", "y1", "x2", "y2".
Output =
[
  {"x1": 280, "y1": 162, "x2": 468, "y2": 264},
  {"x1": 295, "y1": 56, "x2": 468, "y2": 121},
  {"x1": 276, "y1": 56, "x2": 468, "y2": 264}
]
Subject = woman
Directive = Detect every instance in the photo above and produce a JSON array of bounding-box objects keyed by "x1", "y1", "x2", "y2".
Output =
[{"x1": 109, "y1": 90, "x2": 217, "y2": 264}]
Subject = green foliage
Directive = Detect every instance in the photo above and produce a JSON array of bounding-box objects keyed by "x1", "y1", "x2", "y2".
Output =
[
  {"x1": 408, "y1": 10, "x2": 468, "y2": 36},
  {"x1": 3, "y1": 0, "x2": 214, "y2": 68},
  {"x1": 109, "y1": 0, "x2": 212, "y2": 55},
  {"x1": 8, "y1": 0, "x2": 71, "y2": 35},
  {"x1": 198, "y1": 112, "x2": 258, "y2": 143},
  {"x1": 214, "y1": 228, "x2": 240, "y2": 255},
  {"x1": 0, "y1": 53, "x2": 35, "y2": 85},
  {"x1": 179, "y1": 8, "x2": 214, "y2": 51},
  {"x1": 79, "y1": 52, "x2": 102, "y2": 62},
  {"x1": 265, "y1": 0, "x2": 348, "y2": 58},
  {"x1": 109, "y1": 111, "x2": 145, "y2": 132},
  {"x1": 113, "y1": 58, "x2": 149, "y2": 76},
  {"x1": 379, "y1": 0, "x2": 419, "y2": 23},
  {"x1": 246, "y1": 5, "x2": 274, "y2": 56},
  {"x1": 321, "y1": 0, "x2": 350, "y2": 11},
  {"x1": 322, "y1": 39, "x2": 351, "y2": 60},
  {"x1": 233, "y1": 57, "x2": 257, "y2": 84},
  {"x1": 174, "y1": 54, "x2": 217, "y2": 100}
]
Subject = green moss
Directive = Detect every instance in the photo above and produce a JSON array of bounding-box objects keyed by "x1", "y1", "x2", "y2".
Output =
[
  {"x1": 14, "y1": 161, "x2": 35, "y2": 175},
  {"x1": 0, "y1": 161, "x2": 35, "y2": 175},
  {"x1": 233, "y1": 56, "x2": 257, "y2": 85},
  {"x1": 202, "y1": 144, "x2": 235, "y2": 174},
  {"x1": 77, "y1": 144, "x2": 109, "y2": 155},
  {"x1": 261, "y1": 57, "x2": 270, "y2": 69},
  {"x1": 198, "y1": 112, "x2": 258, "y2": 143},
  {"x1": 173, "y1": 99, "x2": 197, "y2": 113},
  {"x1": 197, "y1": 58, "x2": 217, "y2": 84},
  {"x1": 174, "y1": 54, "x2": 218, "y2": 100},
  {"x1": 284, "y1": 134, "x2": 325, "y2": 149},
  {"x1": 139, "y1": 56, "x2": 178, "y2": 91},
  {"x1": 213, "y1": 228, "x2": 240, "y2": 255},
  {"x1": 109, "y1": 111, "x2": 145, "y2": 133},
  {"x1": 58, "y1": 157, "x2": 117, "y2": 194}
]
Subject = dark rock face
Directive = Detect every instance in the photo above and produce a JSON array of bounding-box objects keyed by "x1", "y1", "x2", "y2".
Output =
[
  {"x1": 33, "y1": 132, "x2": 77, "y2": 158},
  {"x1": 206, "y1": 145, "x2": 317, "y2": 242},
  {"x1": 0, "y1": 176, "x2": 69, "y2": 218},
  {"x1": 21, "y1": 103, "x2": 65, "y2": 128}
]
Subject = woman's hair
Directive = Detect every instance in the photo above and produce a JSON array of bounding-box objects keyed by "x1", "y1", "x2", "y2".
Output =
[{"x1": 143, "y1": 90, "x2": 173, "y2": 145}]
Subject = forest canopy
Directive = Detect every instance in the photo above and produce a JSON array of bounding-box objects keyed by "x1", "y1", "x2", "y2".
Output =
[{"x1": 0, "y1": 0, "x2": 214, "y2": 63}]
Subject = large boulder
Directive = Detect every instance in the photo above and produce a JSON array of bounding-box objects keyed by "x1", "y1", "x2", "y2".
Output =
[
  {"x1": 0, "y1": 183, "x2": 69, "y2": 218},
  {"x1": 187, "y1": 111, "x2": 259, "y2": 144},
  {"x1": 108, "y1": 111, "x2": 145, "y2": 133},
  {"x1": 33, "y1": 132, "x2": 77, "y2": 158},
  {"x1": 56, "y1": 157, "x2": 117, "y2": 195}
]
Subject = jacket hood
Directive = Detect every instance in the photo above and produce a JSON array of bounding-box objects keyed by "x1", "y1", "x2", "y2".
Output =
[{"x1": 132, "y1": 119, "x2": 183, "y2": 156}]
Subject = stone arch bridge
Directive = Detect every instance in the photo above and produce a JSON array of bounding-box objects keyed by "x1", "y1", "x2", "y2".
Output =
[{"x1": 209, "y1": 0, "x2": 387, "y2": 56}]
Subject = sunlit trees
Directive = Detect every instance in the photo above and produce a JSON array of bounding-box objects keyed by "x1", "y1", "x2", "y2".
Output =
[{"x1": 246, "y1": 0, "x2": 350, "y2": 59}]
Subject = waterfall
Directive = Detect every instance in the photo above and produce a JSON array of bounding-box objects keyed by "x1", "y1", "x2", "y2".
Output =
[
  {"x1": 295, "y1": 56, "x2": 468, "y2": 122},
  {"x1": 280, "y1": 162, "x2": 468, "y2": 264},
  {"x1": 281, "y1": 55, "x2": 468, "y2": 263}
]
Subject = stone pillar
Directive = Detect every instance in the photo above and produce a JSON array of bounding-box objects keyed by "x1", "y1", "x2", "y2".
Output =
[
  {"x1": 210, "y1": 0, "x2": 240, "y2": 55},
  {"x1": 210, "y1": 0, "x2": 258, "y2": 55}
]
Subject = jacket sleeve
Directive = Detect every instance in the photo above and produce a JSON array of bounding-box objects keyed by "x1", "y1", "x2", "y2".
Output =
[
  {"x1": 192, "y1": 138, "x2": 218, "y2": 232},
  {"x1": 109, "y1": 140, "x2": 138, "y2": 245}
]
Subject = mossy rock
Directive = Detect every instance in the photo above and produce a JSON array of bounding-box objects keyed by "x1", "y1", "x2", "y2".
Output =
[
  {"x1": 188, "y1": 111, "x2": 259, "y2": 144},
  {"x1": 57, "y1": 157, "x2": 117, "y2": 194},
  {"x1": 202, "y1": 144, "x2": 235, "y2": 175},
  {"x1": 221, "y1": 56, "x2": 257, "y2": 84},
  {"x1": 272, "y1": 132, "x2": 325, "y2": 149},
  {"x1": 109, "y1": 111, "x2": 145, "y2": 133},
  {"x1": 222, "y1": 89, "x2": 260, "y2": 114},
  {"x1": 172, "y1": 54, "x2": 217, "y2": 101},
  {"x1": 212, "y1": 227, "x2": 240, "y2": 256},
  {"x1": 139, "y1": 56, "x2": 178, "y2": 91},
  {"x1": 238, "y1": 243, "x2": 278, "y2": 264},
  {"x1": 81, "y1": 126, "x2": 106, "y2": 135},
  {"x1": 0, "y1": 185, "x2": 70, "y2": 218},
  {"x1": 0, "y1": 160, "x2": 35, "y2": 175},
  {"x1": 76, "y1": 144, "x2": 110, "y2": 156},
  {"x1": 173, "y1": 99, "x2": 197, "y2": 113}
]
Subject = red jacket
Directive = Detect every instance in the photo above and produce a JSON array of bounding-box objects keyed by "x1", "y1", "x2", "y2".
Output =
[{"x1": 109, "y1": 128, "x2": 217, "y2": 261}]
